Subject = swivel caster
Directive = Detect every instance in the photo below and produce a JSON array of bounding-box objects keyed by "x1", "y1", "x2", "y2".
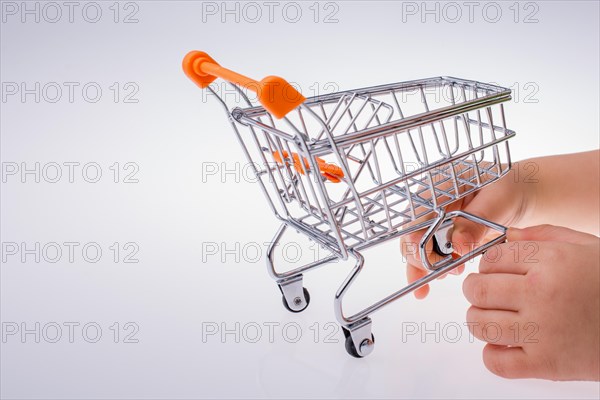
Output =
[
  {"x1": 342, "y1": 318, "x2": 375, "y2": 358},
  {"x1": 344, "y1": 332, "x2": 375, "y2": 358},
  {"x1": 432, "y1": 218, "x2": 454, "y2": 257},
  {"x1": 282, "y1": 287, "x2": 310, "y2": 313},
  {"x1": 278, "y1": 275, "x2": 310, "y2": 313}
]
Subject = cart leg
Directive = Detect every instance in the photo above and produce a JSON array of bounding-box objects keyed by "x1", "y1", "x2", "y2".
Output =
[
  {"x1": 334, "y1": 211, "x2": 507, "y2": 358},
  {"x1": 333, "y1": 250, "x2": 377, "y2": 357},
  {"x1": 267, "y1": 224, "x2": 311, "y2": 313},
  {"x1": 267, "y1": 223, "x2": 339, "y2": 313}
]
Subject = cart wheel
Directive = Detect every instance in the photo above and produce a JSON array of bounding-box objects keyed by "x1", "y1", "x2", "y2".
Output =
[
  {"x1": 345, "y1": 333, "x2": 375, "y2": 358},
  {"x1": 281, "y1": 287, "x2": 310, "y2": 313},
  {"x1": 432, "y1": 234, "x2": 453, "y2": 257}
]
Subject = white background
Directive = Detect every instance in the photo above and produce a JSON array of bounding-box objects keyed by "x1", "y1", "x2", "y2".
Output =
[{"x1": 1, "y1": 1, "x2": 599, "y2": 398}]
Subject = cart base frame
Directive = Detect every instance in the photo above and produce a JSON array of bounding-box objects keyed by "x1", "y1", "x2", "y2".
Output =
[{"x1": 267, "y1": 208, "x2": 507, "y2": 357}]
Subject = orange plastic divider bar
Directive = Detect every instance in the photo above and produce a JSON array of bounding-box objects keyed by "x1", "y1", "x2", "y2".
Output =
[{"x1": 272, "y1": 150, "x2": 344, "y2": 183}]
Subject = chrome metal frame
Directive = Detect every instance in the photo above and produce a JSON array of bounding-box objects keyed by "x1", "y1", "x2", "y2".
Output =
[{"x1": 200, "y1": 76, "x2": 515, "y2": 357}]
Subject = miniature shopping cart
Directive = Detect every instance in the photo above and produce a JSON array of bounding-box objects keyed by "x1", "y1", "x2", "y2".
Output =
[{"x1": 183, "y1": 51, "x2": 515, "y2": 357}]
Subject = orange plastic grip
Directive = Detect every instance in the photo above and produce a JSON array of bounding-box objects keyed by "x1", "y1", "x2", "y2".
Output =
[
  {"x1": 182, "y1": 51, "x2": 305, "y2": 119},
  {"x1": 272, "y1": 151, "x2": 344, "y2": 183}
]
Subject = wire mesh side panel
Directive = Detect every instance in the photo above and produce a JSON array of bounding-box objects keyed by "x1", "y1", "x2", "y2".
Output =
[
  {"x1": 203, "y1": 81, "x2": 350, "y2": 257},
  {"x1": 250, "y1": 78, "x2": 514, "y2": 250},
  {"x1": 226, "y1": 114, "x2": 347, "y2": 256},
  {"x1": 233, "y1": 78, "x2": 514, "y2": 253},
  {"x1": 310, "y1": 111, "x2": 512, "y2": 250}
]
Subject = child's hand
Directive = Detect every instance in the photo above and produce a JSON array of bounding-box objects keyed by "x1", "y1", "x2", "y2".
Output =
[
  {"x1": 463, "y1": 225, "x2": 600, "y2": 381},
  {"x1": 400, "y1": 164, "x2": 535, "y2": 298}
]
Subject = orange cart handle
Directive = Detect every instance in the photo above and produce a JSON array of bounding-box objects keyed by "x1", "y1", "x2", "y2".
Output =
[
  {"x1": 272, "y1": 151, "x2": 344, "y2": 183},
  {"x1": 182, "y1": 51, "x2": 305, "y2": 119}
]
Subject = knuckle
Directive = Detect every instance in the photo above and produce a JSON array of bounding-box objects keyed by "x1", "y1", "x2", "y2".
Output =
[
  {"x1": 539, "y1": 224, "x2": 559, "y2": 236},
  {"x1": 481, "y1": 242, "x2": 506, "y2": 266},
  {"x1": 478, "y1": 257, "x2": 491, "y2": 272},
  {"x1": 465, "y1": 305, "x2": 480, "y2": 325},
  {"x1": 541, "y1": 357, "x2": 560, "y2": 381},
  {"x1": 470, "y1": 278, "x2": 488, "y2": 306},
  {"x1": 524, "y1": 270, "x2": 540, "y2": 291},
  {"x1": 462, "y1": 273, "x2": 477, "y2": 298},
  {"x1": 483, "y1": 350, "x2": 511, "y2": 378},
  {"x1": 543, "y1": 244, "x2": 562, "y2": 262}
]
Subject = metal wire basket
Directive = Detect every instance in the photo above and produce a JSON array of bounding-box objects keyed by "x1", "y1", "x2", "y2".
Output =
[{"x1": 183, "y1": 51, "x2": 515, "y2": 357}]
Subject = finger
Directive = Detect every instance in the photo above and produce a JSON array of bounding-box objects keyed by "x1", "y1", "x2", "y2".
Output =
[
  {"x1": 401, "y1": 230, "x2": 445, "y2": 266},
  {"x1": 466, "y1": 306, "x2": 521, "y2": 346},
  {"x1": 478, "y1": 242, "x2": 532, "y2": 275},
  {"x1": 508, "y1": 225, "x2": 597, "y2": 245},
  {"x1": 450, "y1": 169, "x2": 522, "y2": 255},
  {"x1": 400, "y1": 233, "x2": 424, "y2": 265},
  {"x1": 406, "y1": 263, "x2": 429, "y2": 299},
  {"x1": 482, "y1": 344, "x2": 532, "y2": 379},
  {"x1": 451, "y1": 193, "x2": 498, "y2": 253},
  {"x1": 449, "y1": 262, "x2": 465, "y2": 275},
  {"x1": 463, "y1": 273, "x2": 525, "y2": 311},
  {"x1": 400, "y1": 190, "x2": 467, "y2": 268},
  {"x1": 452, "y1": 219, "x2": 489, "y2": 256},
  {"x1": 440, "y1": 262, "x2": 464, "y2": 278}
]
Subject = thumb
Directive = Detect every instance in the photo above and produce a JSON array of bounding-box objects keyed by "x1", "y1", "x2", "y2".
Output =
[
  {"x1": 451, "y1": 224, "x2": 480, "y2": 256},
  {"x1": 451, "y1": 195, "x2": 500, "y2": 255},
  {"x1": 508, "y1": 224, "x2": 596, "y2": 245}
]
